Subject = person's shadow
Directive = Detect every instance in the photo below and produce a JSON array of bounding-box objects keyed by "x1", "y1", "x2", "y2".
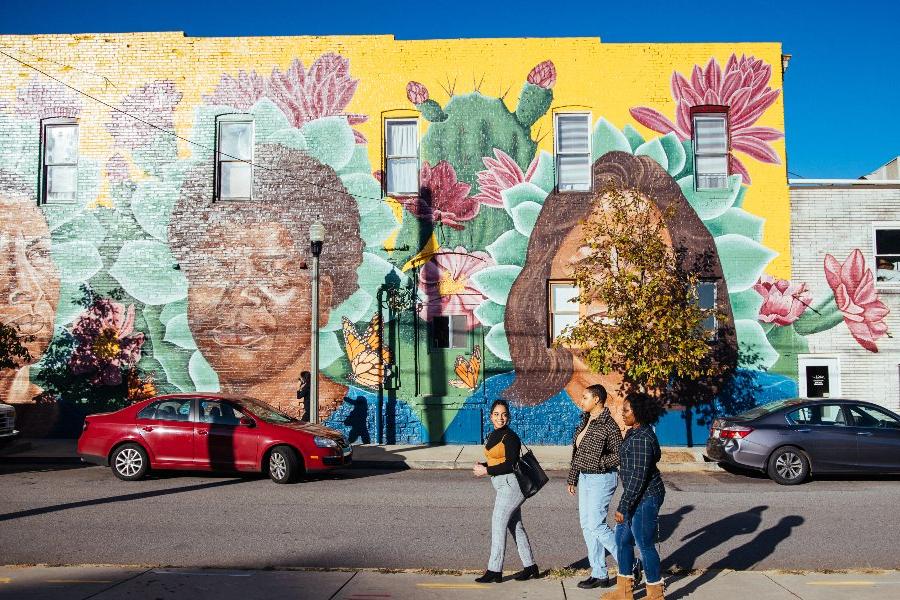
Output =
[
  {"x1": 663, "y1": 505, "x2": 768, "y2": 573},
  {"x1": 343, "y1": 395, "x2": 371, "y2": 444},
  {"x1": 667, "y1": 516, "x2": 805, "y2": 600},
  {"x1": 658, "y1": 505, "x2": 694, "y2": 543}
]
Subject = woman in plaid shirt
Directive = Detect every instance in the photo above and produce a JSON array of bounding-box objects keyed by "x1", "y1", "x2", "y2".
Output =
[
  {"x1": 603, "y1": 392, "x2": 666, "y2": 600},
  {"x1": 567, "y1": 384, "x2": 625, "y2": 589}
]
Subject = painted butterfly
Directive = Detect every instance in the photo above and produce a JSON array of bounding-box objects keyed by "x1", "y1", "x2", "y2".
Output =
[
  {"x1": 449, "y1": 345, "x2": 481, "y2": 390},
  {"x1": 341, "y1": 314, "x2": 392, "y2": 389}
]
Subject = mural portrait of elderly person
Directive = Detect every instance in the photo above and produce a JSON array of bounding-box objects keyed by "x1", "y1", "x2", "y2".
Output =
[
  {"x1": 502, "y1": 152, "x2": 736, "y2": 430},
  {"x1": 0, "y1": 175, "x2": 61, "y2": 406},
  {"x1": 169, "y1": 143, "x2": 364, "y2": 420}
]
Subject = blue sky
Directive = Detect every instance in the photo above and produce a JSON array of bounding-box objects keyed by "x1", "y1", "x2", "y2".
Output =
[{"x1": 2, "y1": 0, "x2": 897, "y2": 179}]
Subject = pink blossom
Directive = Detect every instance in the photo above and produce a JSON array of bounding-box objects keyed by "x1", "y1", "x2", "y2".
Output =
[
  {"x1": 106, "y1": 80, "x2": 182, "y2": 150},
  {"x1": 104, "y1": 154, "x2": 130, "y2": 183},
  {"x1": 397, "y1": 161, "x2": 479, "y2": 230},
  {"x1": 407, "y1": 81, "x2": 429, "y2": 104},
  {"x1": 267, "y1": 54, "x2": 368, "y2": 143},
  {"x1": 203, "y1": 69, "x2": 266, "y2": 110},
  {"x1": 69, "y1": 300, "x2": 145, "y2": 385},
  {"x1": 527, "y1": 60, "x2": 557, "y2": 89},
  {"x1": 753, "y1": 275, "x2": 811, "y2": 326},
  {"x1": 473, "y1": 148, "x2": 540, "y2": 208},
  {"x1": 629, "y1": 54, "x2": 783, "y2": 184},
  {"x1": 824, "y1": 249, "x2": 891, "y2": 352},
  {"x1": 15, "y1": 77, "x2": 81, "y2": 120},
  {"x1": 418, "y1": 247, "x2": 495, "y2": 328}
]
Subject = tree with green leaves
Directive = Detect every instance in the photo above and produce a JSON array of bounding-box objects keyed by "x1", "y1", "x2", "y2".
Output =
[{"x1": 0, "y1": 322, "x2": 32, "y2": 373}]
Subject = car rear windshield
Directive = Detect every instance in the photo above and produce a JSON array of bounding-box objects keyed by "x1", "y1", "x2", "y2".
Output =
[
  {"x1": 733, "y1": 398, "x2": 805, "y2": 421},
  {"x1": 234, "y1": 398, "x2": 294, "y2": 424}
]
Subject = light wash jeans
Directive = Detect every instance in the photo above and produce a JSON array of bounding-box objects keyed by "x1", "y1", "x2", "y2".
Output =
[
  {"x1": 487, "y1": 473, "x2": 535, "y2": 572},
  {"x1": 578, "y1": 471, "x2": 619, "y2": 578}
]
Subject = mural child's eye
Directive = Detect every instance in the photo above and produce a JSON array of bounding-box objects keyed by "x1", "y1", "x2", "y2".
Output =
[{"x1": 25, "y1": 239, "x2": 53, "y2": 268}]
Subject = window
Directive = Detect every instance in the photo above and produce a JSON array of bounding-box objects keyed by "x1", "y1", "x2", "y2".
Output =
[
  {"x1": 786, "y1": 404, "x2": 847, "y2": 426},
  {"x1": 555, "y1": 113, "x2": 591, "y2": 191},
  {"x1": 385, "y1": 119, "x2": 418, "y2": 195},
  {"x1": 199, "y1": 400, "x2": 247, "y2": 425},
  {"x1": 42, "y1": 120, "x2": 79, "y2": 203},
  {"x1": 217, "y1": 118, "x2": 253, "y2": 200},
  {"x1": 847, "y1": 404, "x2": 900, "y2": 429},
  {"x1": 695, "y1": 280, "x2": 717, "y2": 337},
  {"x1": 432, "y1": 315, "x2": 467, "y2": 349},
  {"x1": 874, "y1": 226, "x2": 900, "y2": 284},
  {"x1": 693, "y1": 111, "x2": 729, "y2": 190},
  {"x1": 138, "y1": 399, "x2": 192, "y2": 422},
  {"x1": 549, "y1": 281, "x2": 580, "y2": 342}
]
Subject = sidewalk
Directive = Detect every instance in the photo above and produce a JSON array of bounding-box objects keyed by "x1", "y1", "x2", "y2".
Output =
[
  {"x1": 1, "y1": 565, "x2": 898, "y2": 600},
  {"x1": 0, "y1": 438, "x2": 721, "y2": 472}
]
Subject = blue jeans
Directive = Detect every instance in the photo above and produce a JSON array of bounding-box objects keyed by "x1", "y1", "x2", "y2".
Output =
[
  {"x1": 615, "y1": 494, "x2": 663, "y2": 584},
  {"x1": 578, "y1": 472, "x2": 619, "y2": 578}
]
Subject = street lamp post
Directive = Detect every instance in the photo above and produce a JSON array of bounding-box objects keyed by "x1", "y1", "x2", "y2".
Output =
[{"x1": 309, "y1": 218, "x2": 325, "y2": 424}]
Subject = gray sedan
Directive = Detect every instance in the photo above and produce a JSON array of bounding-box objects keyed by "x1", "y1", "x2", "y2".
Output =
[{"x1": 705, "y1": 398, "x2": 900, "y2": 484}]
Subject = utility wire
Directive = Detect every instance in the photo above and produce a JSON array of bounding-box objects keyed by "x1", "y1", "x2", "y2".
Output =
[{"x1": 2, "y1": 45, "x2": 118, "y2": 89}]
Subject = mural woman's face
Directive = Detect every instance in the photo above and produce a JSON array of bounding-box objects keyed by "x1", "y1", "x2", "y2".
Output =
[
  {"x1": 0, "y1": 198, "x2": 60, "y2": 361},
  {"x1": 188, "y1": 222, "x2": 326, "y2": 385}
]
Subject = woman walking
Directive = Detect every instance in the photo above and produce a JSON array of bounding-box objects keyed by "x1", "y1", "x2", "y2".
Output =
[
  {"x1": 472, "y1": 399, "x2": 539, "y2": 583},
  {"x1": 603, "y1": 392, "x2": 666, "y2": 600},
  {"x1": 567, "y1": 384, "x2": 623, "y2": 589}
]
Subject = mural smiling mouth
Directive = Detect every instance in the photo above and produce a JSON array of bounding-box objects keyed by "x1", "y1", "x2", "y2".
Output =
[
  {"x1": 3, "y1": 313, "x2": 46, "y2": 336},
  {"x1": 211, "y1": 325, "x2": 268, "y2": 348}
]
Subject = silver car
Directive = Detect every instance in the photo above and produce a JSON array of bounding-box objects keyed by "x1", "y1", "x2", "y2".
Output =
[
  {"x1": 0, "y1": 402, "x2": 18, "y2": 445},
  {"x1": 705, "y1": 398, "x2": 900, "y2": 484}
]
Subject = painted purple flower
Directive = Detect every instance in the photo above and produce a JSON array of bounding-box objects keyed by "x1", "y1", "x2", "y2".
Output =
[
  {"x1": 106, "y1": 80, "x2": 182, "y2": 150},
  {"x1": 407, "y1": 81, "x2": 429, "y2": 105},
  {"x1": 753, "y1": 275, "x2": 811, "y2": 326},
  {"x1": 473, "y1": 148, "x2": 540, "y2": 208},
  {"x1": 15, "y1": 77, "x2": 81, "y2": 120},
  {"x1": 397, "y1": 161, "x2": 479, "y2": 230},
  {"x1": 203, "y1": 69, "x2": 266, "y2": 110},
  {"x1": 527, "y1": 60, "x2": 557, "y2": 89},
  {"x1": 629, "y1": 54, "x2": 783, "y2": 184},
  {"x1": 824, "y1": 249, "x2": 890, "y2": 352},
  {"x1": 267, "y1": 54, "x2": 368, "y2": 142},
  {"x1": 104, "y1": 154, "x2": 131, "y2": 183},
  {"x1": 69, "y1": 300, "x2": 145, "y2": 385},
  {"x1": 418, "y1": 246, "x2": 495, "y2": 328}
]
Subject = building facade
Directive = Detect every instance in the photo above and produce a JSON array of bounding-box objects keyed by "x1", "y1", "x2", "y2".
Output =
[{"x1": 0, "y1": 32, "x2": 821, "y2": 445}]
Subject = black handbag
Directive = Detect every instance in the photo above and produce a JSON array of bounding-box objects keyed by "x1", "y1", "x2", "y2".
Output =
[{"x1": 513, "y1": 443, "x2": 549, "y2": 498}]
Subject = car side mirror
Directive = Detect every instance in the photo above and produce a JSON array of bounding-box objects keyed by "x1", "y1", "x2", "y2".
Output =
[{"x1": 239, "y1": 417, "x2": 255, "y2": 428}]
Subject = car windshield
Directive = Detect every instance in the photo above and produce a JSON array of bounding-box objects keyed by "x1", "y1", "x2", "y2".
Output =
[
  {"x1": 233, "y1": 398, "x2": 294, "y2": 424},
  {"x1": 733, "y1": 398, "x2": 805, "y2": 421}
]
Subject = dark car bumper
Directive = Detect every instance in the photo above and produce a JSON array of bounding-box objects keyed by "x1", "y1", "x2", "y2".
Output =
[
  {"x1": 79, "y1": 452, "x2": 108, "y2": 466},
  {"x1": 321, "y1": 446, "x2": 352, "y2": 467}
]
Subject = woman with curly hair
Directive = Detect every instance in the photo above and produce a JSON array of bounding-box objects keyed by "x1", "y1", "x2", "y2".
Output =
[{"x1": 603, "y1": 392, "x2": 666, "y2": 600}]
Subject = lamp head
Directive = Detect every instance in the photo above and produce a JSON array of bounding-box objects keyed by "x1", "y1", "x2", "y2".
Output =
[{"x1": 310, "y1": 218, "x2": 325, "y2": 257}]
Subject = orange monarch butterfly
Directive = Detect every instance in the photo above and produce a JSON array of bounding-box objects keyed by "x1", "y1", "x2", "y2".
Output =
[
  {"x1": 449, "y1": 345, "x2": 481, "y2": 390},
  {"x1": 341, "y1": 314, "x2": 392, "y2": 389}
]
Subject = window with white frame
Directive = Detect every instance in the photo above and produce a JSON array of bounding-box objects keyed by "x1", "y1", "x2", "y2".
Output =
[
  {"x1": 555, "y1": 113, "x2": 591, "y2": 191},
  {"x1": 217, "y1": 118, "x2": 254, "y2": 200},
  {"x1": 549, "y1": 281, "x2": 580, "y2": 342},
  {"x1": 693, "y1": 112, "x2": 729, "y2": 190},
  {"x1": 385, "y1": 119, "x2": 419, "y2": 195},
  {"x1": 695, "y1": 280, "x2": 718, "y2": 337},
  {"x1": 431, "y1": 315, "x2": 467, "y2": 349},
  {"x1": 42, "y1": 120, "x2": 79, "y2": 203},
  {"x1": 874, "y1": 226, "x2": 900, "y2": 284}
]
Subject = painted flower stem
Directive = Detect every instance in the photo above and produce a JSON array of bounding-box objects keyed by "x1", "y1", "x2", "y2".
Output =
[{"x1": 793, "y1": 294, "x2": 843, "y2": 336}]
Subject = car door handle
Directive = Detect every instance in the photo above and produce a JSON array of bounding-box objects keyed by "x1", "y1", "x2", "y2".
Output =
[
  {"x1": 197, "y1": 429, "x2": 208, "y2": 436},
  {"x1": 856, "y1": 432, "x2": 873, "y2": 437},
  {"x1": 141, "y1": 426, "x2": 154, "y2": 432},
  {"x1": 795, "y1": 429, "x2": 811, "y2": 433}
]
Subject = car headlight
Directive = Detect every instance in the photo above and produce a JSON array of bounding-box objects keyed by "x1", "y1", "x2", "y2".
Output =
[{"x1": 314, "y1": 436, "x2": 338, "y2": 448}]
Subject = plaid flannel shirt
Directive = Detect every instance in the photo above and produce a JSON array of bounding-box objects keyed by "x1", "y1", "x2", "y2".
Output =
[
  {"x1": 616, "y1": 425, "x2": 665, "y2": 515},
  {"x1": 567, "y1": 407, "x2": 623, "y2": 486}
]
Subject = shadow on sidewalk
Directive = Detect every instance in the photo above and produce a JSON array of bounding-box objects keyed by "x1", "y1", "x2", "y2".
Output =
[
  {"x1": 663, "y1": 505, "x2": 768, "y2": 573},
  {"x1": 0, "y1": 461, "x2": 90, "y2": 476},
  {"x1": 666, "y1": 515, "x2": 804, "y2": 600}
]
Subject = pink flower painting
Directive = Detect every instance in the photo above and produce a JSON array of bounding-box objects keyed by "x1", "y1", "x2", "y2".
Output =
[
  {"x1": 527, "y1": 60, "x2": 557, "y2": 89},
  {"x1": 753, "y1": 275, "x2": 812, "y2": 326},
  {"x1": 629, "y1": 54, "x2": 783, "y2": 184},
  {"x1": 398, "y1": 161, "x2": 480, "y2": 230},
  {"x1": 473, "y1": 148, "x2": 541, "y2": 207},
  {"x1": 418, "y1": 247, "x2": 495, "y2": 327},
  {"x1": 203, "y1": 69, "x2": 266, "y2": 110},
  {"x1": 824, "y1": 249, "x2": 890, "y2": 352},
  {"x1": 106, "y1": 80, "x2": 182, "y2": 150},
  {"x1": 15, "y1": 77, "x2": 81, "y2": 120},
  {"x1": 69, "y1": 300, "x2": 145, "y2": 385}
]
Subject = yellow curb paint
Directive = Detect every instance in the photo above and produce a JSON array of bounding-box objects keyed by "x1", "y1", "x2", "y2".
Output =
[
  {"x1": 806, "y1": 581, "x2": 876, "y2": 586},
  {"x1": 416, "y1": 583, "x2": 492, "y2": 589},
  {"x1": 0, "y1": 578, "x2": 11, "y2": 584}
]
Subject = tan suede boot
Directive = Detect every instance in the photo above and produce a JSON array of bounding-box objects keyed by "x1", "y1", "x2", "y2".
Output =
[
  {"x1": 645, "y1": 582, "x2": 665, "y2": 599},
  {"x1": 600, "y1": 575, "x2": 634, "y2": 600}
]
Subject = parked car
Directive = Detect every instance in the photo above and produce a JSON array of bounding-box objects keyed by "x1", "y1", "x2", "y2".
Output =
[
  {"x1": 0, "y1": 402, "x2": 18, "y2": 446},
  {"x1": 77, "y1": 393, "x2": 352, "y2": 483},
  {"x1": 705, "y1": 398, "x2": 900, "y2": 484}
]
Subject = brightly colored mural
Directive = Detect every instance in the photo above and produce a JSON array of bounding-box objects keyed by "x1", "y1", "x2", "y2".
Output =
[{"x1": 0, "y1": 33, "x2": 888, "y2": 444}]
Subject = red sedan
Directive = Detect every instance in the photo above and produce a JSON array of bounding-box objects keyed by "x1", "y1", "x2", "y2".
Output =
[{"x1": 77, "y1": 393, "x2": 352, "y2": 483}]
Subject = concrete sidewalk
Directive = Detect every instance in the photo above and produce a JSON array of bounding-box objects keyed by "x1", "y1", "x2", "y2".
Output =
[
  {"x1": 0, "y1": 565, "x2": 897, "y2": 599},
  {"x1": 0, "y1": 438, "x2": 720, "y2": 472}
]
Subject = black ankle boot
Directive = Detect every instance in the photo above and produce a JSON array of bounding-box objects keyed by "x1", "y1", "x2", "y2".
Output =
[
  {"x1": 514, "y1": 565, "x2": 539, "y2": 581},
  {"x1": 475, "y1": 570, "x2": 503, "y2": 583},
  {"x1": 633, "y1": 559, "x2": 644, "y2": 585}
]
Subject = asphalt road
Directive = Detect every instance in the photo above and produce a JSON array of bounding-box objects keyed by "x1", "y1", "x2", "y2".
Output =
[{"x1": 1, "y1": 462, "x2": 898, "y2": 571}]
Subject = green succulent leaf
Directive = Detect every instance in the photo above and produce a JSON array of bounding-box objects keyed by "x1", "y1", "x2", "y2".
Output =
[
  {"x1": 485, "y1": 323, "x2": 511, "y2": 361},
  {"x1": 474, "y1": 300, "x2": 506, "y2": 327},
  {"x1": 501, "y1": 182, "x2": 550, "y2": 214},
  {"x1": 530, "y1": 151, "x2": 556, "y2": 194},
  {"x1": 486, "y1": 229, "x2": 529, "y2": 267},
  {"x1": 250, "y1": 98, "x2": 292, "y2": 139},
  {"x1": 622, "y1": 124, "x2": 645, "y2": 152},
  {"x1": 325, "y1": 288, "x2": 374, "y2": 332},
  {"x1": 729, "y1": 288, "x2": 764, "y2": 321},
  {"x1": 765, "y1": 324, "x2": 810, "y2": 380},
  {"x1": 634, "y1": 138, "x2": 669, "y2": 172},
  {"x1": 735, "y1": 318, "x2": 779, "y2": 370},
  {"x1": 469, "y1": 265, "x2": 522, "y2": 306},
  {"x1": 189, "y1": 350, "x2": 220, "y2": 392},
  {"x1": 658, "y1": 133, "x2": 686, "y2": 176},
  {"x1": 51, "y1": 241, "x2": 103, "y2": 284},
  {"x1": 318, "y1": 330, "x2": 343, "y2": 369},
  {"x1": 266, "y1": 128, "x2": 309, "y2": 152},
  {"x1": 338, "y1": 144, "x2": 374, "y2": 176},
  {"x1": 705, "y1": 208, "x2": 765, "y2": 242},
  {"x1": 163, "y1": 313, "x2": 198, "y2": 350},
  {"x1": 677, "y1": 174, "x2": 743, "y2": 221},
  {"x1": 510, "y1": 200, "x2": 542, "y2": 237},
  {"x1": 592, "y1": 118, "x2": 632, "y2": 160},
  {"x1": 51, "y1": 212, "x2": 106, "y2": 245},
  {"x1": 714, "y1": 234, "x2": 778, "y2": 292},
  {"x1": 109, "y1": 240, "x2": 188, "y2": 305},
  {"x1": 159, "y1": 299, "x2": 188, "y2": 325},
  {"x1": 301, "y1": 116, "x2": 356, "y2": 171}
]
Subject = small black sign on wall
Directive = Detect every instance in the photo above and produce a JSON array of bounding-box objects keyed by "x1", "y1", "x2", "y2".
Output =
[{"x1": 806, "y1": 366, "x2": 830, "y2": 398}]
